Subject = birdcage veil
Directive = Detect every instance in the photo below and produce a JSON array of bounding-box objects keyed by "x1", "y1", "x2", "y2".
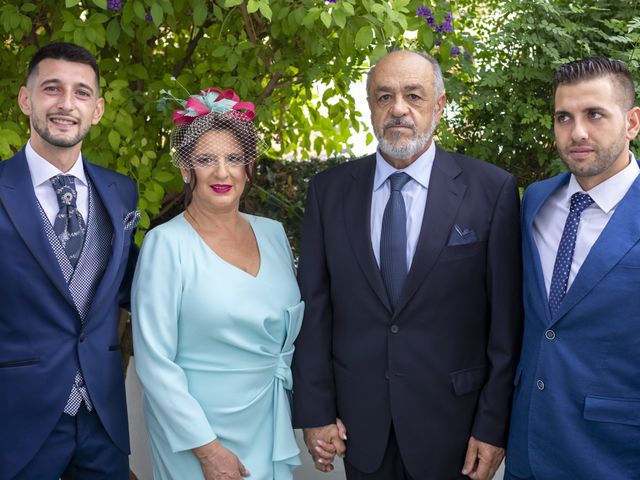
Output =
[{"x1": 159, "y1": 86, "x2": 266, "y2": 170}]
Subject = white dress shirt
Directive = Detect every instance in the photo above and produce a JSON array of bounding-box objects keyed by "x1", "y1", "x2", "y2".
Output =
[
  {"x1": 534, "y1": 153, "x2": 639, "y2": 295},
  {"x1": 25, "y1": 141, "x2": 88, "y2": 225},
  {"x1": 370, "y1": 141, "x2": 435, "y2": 269}
]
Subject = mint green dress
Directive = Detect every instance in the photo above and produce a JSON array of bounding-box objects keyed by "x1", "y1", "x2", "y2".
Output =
[{"x1": 132, "y1": 213, "x2": 302, "y2": 480}]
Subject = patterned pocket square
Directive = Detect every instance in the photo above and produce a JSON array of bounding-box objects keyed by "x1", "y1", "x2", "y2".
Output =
[
  {"x1": 448, "y1": 224, "x2": 478, "y2": 246},
  {"x1": 123, "y1": 210, "x2": 141, "y2": 231}
]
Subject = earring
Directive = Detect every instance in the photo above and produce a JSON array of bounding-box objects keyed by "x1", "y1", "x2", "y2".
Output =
[{"x1": 183, "y1": 176, "x2": 189, "y2": 183}]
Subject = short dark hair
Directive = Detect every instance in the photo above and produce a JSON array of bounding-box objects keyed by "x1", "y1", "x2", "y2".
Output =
[
  {"x1": 27, "y1": 42, "x2": 100, "y2": 90},
  {"x1": 553, "y1": 57, "x2": 635, "y2": 109}
]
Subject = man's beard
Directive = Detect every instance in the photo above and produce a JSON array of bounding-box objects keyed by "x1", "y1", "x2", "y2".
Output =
[
  {"x1": 559, "y1": 132, "x2": 627, "y2": 179},
  {"x1": 31, "y1": 115, "x2": 88, "y2": 148},
  {"x1": 376, "y1": 109, "x2": 437, "y2": 162}
]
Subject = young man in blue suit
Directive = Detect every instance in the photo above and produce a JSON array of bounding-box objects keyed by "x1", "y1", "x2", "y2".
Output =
[
  {"x1": 0, "y1": 42, "x2": 138, "y2": 479},
  {"x1": 505, "y1": 58, "x2": 640, "y2": 479},
  {"x1": 293, "y1": 50, "x2": 523, "y2": 480}
]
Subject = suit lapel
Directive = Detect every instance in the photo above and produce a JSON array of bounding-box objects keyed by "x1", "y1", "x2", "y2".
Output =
[
  {"x1": 524, "y1": 173, "x2": 570, "y2": 325},
  {"x1": 554, "y1": 173, "x2": 640, "y2": 322},
  {"x1": 396, "y1": 148, "x2": 465, "y2": 314},
  {"x1": 0, "y1": 150, "x2": 75, "y2": 307},
  {"x1": 82, "y1": 159, "x2": 122, "y2": 318},
  {"x1": 344, "y1": 155, "x2": 392, "y2": 312}
]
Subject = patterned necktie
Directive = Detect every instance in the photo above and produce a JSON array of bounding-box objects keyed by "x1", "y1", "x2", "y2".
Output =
[
  {"x1": 548, "y1": 192, "x2": 593, "y2": 315},
  {"x1": 50, "y1": 174, "x2": 86, "y2": 268},
  {"x1": 380, "y1": 172, "x2": 411, "y2": 311}
]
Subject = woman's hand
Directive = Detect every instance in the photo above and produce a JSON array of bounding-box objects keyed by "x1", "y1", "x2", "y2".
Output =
[{"x1": 193, "y1": 439, "x2": 250, "y2": 479}]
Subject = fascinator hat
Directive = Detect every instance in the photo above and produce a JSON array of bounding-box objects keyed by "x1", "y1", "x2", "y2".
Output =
[{"x1": 159, "y1": 83, "x2": 266, "y2": 170}]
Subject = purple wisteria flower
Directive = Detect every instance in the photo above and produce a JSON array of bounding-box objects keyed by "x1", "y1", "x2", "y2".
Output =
[
  {"x1": 438, "y1": 12, "x2": 454, "y2": 33},
  {"x1": 325, "y1": 0, "x2": 337, "y2": 3},
  {"x1": 145, "y1": 11, "x2": 153, "y2": 23},
  {"x1": 435, "y1": 36, "x2": 442, "y2": 47},
  {"x1": 450, "y1": 46, "x2": 460, "y2": 56},
  {"x1": 416, "y1": 6, "x2": 430, "y2": 17},
  {"x1": 107, "y1": 0, "x2": 123, "y2": 10},
  {"x1": 416, "y1": 6, "x2": 454, "y2": 33}
]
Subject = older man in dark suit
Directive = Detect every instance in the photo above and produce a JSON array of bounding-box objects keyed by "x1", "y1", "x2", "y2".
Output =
[{"x1": 292, "y1": 50, "x2": 523, "y2": 480}]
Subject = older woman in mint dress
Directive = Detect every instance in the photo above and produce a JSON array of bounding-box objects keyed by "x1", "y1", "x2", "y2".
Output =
[{"x1": 132, "y1": 88, "x2": 302, "y2": 480}]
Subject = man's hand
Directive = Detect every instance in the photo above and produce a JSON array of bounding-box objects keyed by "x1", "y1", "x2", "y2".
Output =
[
  {"x1": 461, "y1": 436, "x2": 504, "y2": 480},
  {"x1": 303, "y1": 418, "x2": 348, "y2": 472}
]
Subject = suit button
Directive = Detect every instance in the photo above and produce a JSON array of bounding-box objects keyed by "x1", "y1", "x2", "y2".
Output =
[
  {"x1": 390, "y1": 325, "x2": 399, "y2": 334},
  {"x1": 545, "y1": 330, "x2": 556, "y2": 340},
  {"x1": 536, "y1": 379, "x2": 545, "y2": 390},
  {"x1": 385, "y1": 371, "x2": 390, "y2": 380}
]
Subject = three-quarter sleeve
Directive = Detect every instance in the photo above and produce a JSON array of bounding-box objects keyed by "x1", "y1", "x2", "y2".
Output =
[{"x1": 131, "y1": 228, "x2": 217, "y2": 452}]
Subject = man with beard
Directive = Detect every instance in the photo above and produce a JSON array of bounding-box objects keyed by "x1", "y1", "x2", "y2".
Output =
[
  {"x1": 0, "y1": 42, "x2": 138, "y2": 479},
  {"x1": 292, "y1": 49, "x2": 523, "y2": 479},
  {"x1": 505, "y1": 58, "x2": 640, "y2": 479}
]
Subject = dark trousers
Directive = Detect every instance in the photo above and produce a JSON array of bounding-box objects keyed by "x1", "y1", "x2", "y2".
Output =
[
  {"x1": 13, "y1": 407, "x2": 128, "y2": 480},
  {"x1": 344, "y1": 425, "x2": 414, "y2": 480}
]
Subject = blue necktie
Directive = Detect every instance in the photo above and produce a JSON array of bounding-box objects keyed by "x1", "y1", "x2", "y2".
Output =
[
  {"x1": 548, "y1": 192, "x2": 593, "y2": 315},
  {"x1": 380, "y1": 172, "x2": 411, "y2": 310},
  {"x1": 50, "y1": 174, "x2": 86, "y2": 268}
]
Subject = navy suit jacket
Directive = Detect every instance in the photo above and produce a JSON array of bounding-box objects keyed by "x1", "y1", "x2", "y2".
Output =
[
  {"x1": 292, "y1": 149, "x2": 523, "y2": 479},
  {"x1": 506, "y1": 170, "x2": 640, "y2": 479},
  {"x1": 0, "y1": 148, "x2": 138, "y2": 479}
]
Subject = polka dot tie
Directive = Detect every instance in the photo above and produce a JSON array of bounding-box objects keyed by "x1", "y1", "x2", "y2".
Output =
[
  {"x1": 380, "y1": 172, "x2": 411, "y2": 311},
  {"x1": 548, "y1": 192, "x2": 593, "y2": 315}
]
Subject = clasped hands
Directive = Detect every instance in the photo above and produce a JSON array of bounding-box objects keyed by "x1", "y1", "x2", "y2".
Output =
[
  {"x1": 303, "y1": 424, "x2": 503, "y2": 480},
  {"x1": 302, "y1": 418, "x2": 347, "y2": 472}
]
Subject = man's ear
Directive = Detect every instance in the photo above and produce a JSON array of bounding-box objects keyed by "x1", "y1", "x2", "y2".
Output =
[
  {"x1": 434, "y1": 92, "x2": 447, "y2": 124},
  {"x1": 92, "y1": 97, "x2": 105, "y2": 125},
  {"x1": 18, "y1": 86, "x2": 32, "y2": 116},
  {"x1": 625, "y1": 106, "x2": 640, "y2": 141}
]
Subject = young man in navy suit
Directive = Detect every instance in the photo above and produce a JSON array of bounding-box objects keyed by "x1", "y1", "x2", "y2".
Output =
[
  {"x1": 505, "y1": 58, "x2": 640, "y2": 479},
  {"x1": 293, "y1": 50, "x2": 523, "y2": 480},
  {"x1": 0, "y1": 42, "x2": 138, "y2": 479}
]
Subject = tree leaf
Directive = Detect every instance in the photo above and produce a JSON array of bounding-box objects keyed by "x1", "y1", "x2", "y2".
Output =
[
  {"x1": 355, "y1": 25, "x2": 373, "y2": 49},
  {"x1": 320, "y1": 11, "x2": 332, "y2": 29},
  {"x1": 258, "y1": 2, "x2": 272, "y2": 20},
  {"x1": 151, "y1": 3, "x2": 163, "y2": 26},
  {"x1": 105, "y1": 18, "x2": 121, "y2": 46},
  {"x1": 133, "y1": 0, "x2": 146, "y2": 20},
  {"x1": 108, "y1": 130, "x2": 121, "y2": 151},
  {"x1": 193, "y1": 0, "x2": 207, "y2": 25}
]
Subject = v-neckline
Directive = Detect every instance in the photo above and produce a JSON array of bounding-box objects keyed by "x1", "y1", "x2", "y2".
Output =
[{"x1": 183, "y1": 212, "x2": 262, "y2": 279}]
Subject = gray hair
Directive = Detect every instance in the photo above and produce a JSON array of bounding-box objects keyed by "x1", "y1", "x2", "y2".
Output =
[{"x1": 366, "y1": 49, "x2": 445, "y2": 101}]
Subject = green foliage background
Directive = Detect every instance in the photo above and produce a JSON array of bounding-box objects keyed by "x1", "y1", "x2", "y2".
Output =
[{"x1": 1, "y1": 0, "x2": 639, "y2": 250}]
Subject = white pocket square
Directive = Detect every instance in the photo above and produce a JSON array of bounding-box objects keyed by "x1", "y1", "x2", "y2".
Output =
[{"x1": 123, "y1": 210, "x2": 140, "y2": 231}]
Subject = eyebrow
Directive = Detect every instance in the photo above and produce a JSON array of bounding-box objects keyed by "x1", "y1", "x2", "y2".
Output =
[
  {"x1": 40, "y1": 78, "x2": 96, "y2": 96},
  {"x1": 374, "y1": 84, "x2": 427, "y2": 94},
  {"x1": 554, "y1": 106, "x2": 607, "y2": 115}
]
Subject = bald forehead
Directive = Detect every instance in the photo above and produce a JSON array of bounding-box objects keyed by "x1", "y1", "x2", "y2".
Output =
[{"x1": 368, "y1": 52, "x2": 435, "y2": 95}]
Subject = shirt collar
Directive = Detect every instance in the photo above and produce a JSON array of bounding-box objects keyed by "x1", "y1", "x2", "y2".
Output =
[
  {"x1": 566, "y1": 152, "x2": 639, "y2": 214},
  {"x1": 25, "y1": 141, "x2": 87, "y2": 188},
  {"x1": 373, "y1": 141, "x2": 436, "y2": 191}
]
